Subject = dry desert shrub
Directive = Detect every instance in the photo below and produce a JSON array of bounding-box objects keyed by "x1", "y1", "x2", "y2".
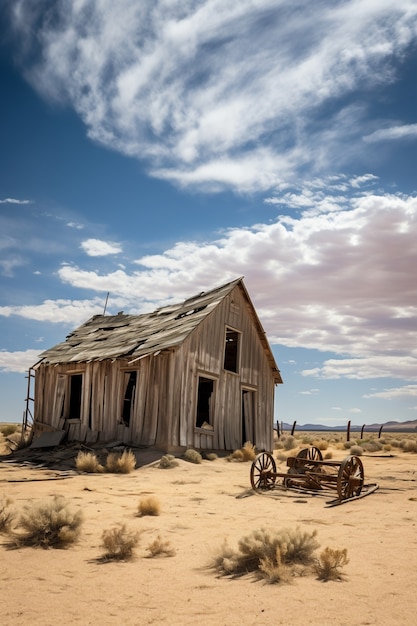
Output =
[
  {"x1": 324, "y1": 451, "x2": 333, "y2": 460},
  {"x1": 204, "y1": 452, "x2": 218, "y2": 461},
  {"x1": 315, "y1": 547, "x2": 349, "y2": 581},
  {"x1": 228, "y1": 448, "x2": 244, "y2": 462},
  {"x1": 400, "y1": 439, "x2": 417, "y2": 453},
  {"x1": 183, "y1": 448, "x2": 203, "y2": 464},
  {"x1": 282, "y1": 435, "x2": 297, "y2": 451},
  {"x1": 75, "y1": 451, "x2": 104, "y2": 473},
  {"x1": 241, "y1": 441, "x2": 257, "y2": 461},
  {"x1": 105, "y1": 449, "x2": 136, "y2": 473},
  {"x1": 137, "y1": 496, "x2": 161, "y2": 517},
  {"x1": 361, "y1": 440, "x2": 383, "y2": 453},
  {"x1": 13, "y1": 495, "x2": 83, "y2": 548},
  {"x1": 146, "y1": 535, "x2": 175, "y2": 557},
  {"x1": 0, "y1": 424, "x2": 19, "y2": 437},
  {"x1": 313, "y1": 439, "x2": 329, "y2": 451},
  {"x1": 158, "y1": 454, "x2": 179, "y2": 469},
  {"x1": 228, "y1": 441, "x2": 256, "y2": 462},
  {"x1": 0, "y1": 496, "x2": 15, "y2": 533},
  {"x1": 210, "y1": 527, "x2": 319, "y2": 583},
  {"x1": 349, "y1": 445, "x2": 364, "y2": 456},
  {"x1": 101, "y1": 524, "x2": 140, "y2": 560}
]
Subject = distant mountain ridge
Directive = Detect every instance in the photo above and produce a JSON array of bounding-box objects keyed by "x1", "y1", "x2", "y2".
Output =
[{"x1": 279, "y1": 419, "x2": 417, "y2": 433}]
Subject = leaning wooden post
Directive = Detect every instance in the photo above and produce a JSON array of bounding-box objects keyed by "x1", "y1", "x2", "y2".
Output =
[
  {"x1": 276, "y1": 420, "x2": 280, "y2": 438},
  {"x1": 291, "y1": 420, "x2": 297, "y2": 436},
  {"x1": 360, "y1": 424, "x2": 365, "y2": 439},
  {"x1": 378, "y1": 424, "x2": 384, "y2": 438},
  {"x1": 346, "y1": 420, "x2": 351, "y2": 442}
]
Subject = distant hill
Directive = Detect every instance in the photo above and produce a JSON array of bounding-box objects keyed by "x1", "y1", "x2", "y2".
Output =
[{"x1": 278, "y1": 419, "x2": 417, "y2": 433}]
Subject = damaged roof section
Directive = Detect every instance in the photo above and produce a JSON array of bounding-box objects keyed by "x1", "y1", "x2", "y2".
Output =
[{"x1": 38, "y1": 278, "x2": 245, "y2": 365}]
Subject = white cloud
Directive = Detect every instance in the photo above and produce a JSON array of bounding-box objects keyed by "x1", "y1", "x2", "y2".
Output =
[
  {"x1": 363, "y1": 123, "x2": 417, "y2": 143},
  {"x1": 0, "y1": 198, "x2": 31, "y2": 204},
  {"x1": 0, "y1": 349, "x2": 41, "y2": 373},
  {"x1": 2, "y1": 187, "x2": 416, "y2": 382},
  {"x1": 80, "y1": 238, "x2": 122, "y2": 256},
  {"x1": 364, "y1": 384, "x2": 417, "y2": 399},
  {"x1": 0, "y1": 298, "x2": 115, "y2": 325},
  {"x1": 7, "y1": 0, "x2": 417, "y2": 191}
]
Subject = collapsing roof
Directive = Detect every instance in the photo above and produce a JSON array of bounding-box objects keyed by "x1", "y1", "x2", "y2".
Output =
[{"x1": 38, "y1": 277, "x2": 282, "y2": 383}]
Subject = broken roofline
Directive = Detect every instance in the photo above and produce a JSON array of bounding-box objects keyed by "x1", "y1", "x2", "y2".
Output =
[{"x1": 33, "y1": 277, "x2": 282, "y2": 382}]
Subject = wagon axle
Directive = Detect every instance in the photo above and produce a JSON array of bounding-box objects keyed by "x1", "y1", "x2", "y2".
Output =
[{"x1": 250, "y1": 447, "x2": 366, "y2": 503}]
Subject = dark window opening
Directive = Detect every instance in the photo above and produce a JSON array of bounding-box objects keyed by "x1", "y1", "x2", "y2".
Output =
[
  {"x1": 68, "y1": 374, "x2": 83, "y2": 420},
  {"x1": 122, "y1": 371, "x2": 137, "y2": 426},
  {"x1": 196, "y1": 377, "x2": 214, "y2": 428},
  {"x1": 224, "y1": 329, "x2": 239, "y2": 373}
]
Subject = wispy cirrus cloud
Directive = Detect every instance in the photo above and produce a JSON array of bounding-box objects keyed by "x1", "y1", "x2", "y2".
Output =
[
  {"x1": 363, "y1": 123, "x2": 417, "y2": 143},
  {"x1": 6, "y1": 0, "x2": 417, "y2": 191}
]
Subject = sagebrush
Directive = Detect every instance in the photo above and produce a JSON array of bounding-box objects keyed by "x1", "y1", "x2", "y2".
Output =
[
  {"x1": 147, "y1": 535, "x2": 175, "y2": 557},
  {"x1": 183, "y1": 449, "x2": 203, "y2": 464},
  {"x1": 315, "y1": 547, "x2": 349, "y2": 581},
  {"x1": 13, "y1": 495, "x2": 83, "y2": 548},
  {"x1": 0, "y1": 496, "x2": 15, "y2": 533},
  {"x1": 210, "y1": 527, "x2": 320, "y2": 583},
  {"x1": 101, "y1": 524, "x2": 140, "y2": 560}
]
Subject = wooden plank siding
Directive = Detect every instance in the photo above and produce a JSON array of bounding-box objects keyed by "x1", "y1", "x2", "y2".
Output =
[{"x1": 32, "y1": 281, "x2": 279, "y2": 452}]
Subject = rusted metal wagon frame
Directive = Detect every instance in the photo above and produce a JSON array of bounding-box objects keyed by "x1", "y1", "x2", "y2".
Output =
[{"x1": 250, "y1": 447, "x2": 368, "y2": 503}]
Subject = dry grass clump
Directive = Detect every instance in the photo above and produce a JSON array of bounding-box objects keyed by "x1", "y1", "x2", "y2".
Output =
[
  {"x1": 100, "y1": 524, "x2": 140, "y2": 561},
  {"x1": 0, "y1": 423, "x2": 20, "y2": 437},
  {"x1": 204, "y1": 452, "x2": 218, "y2": 461},
  {"x1": 146, "y1": 535, "x2": 175, "y2": 557},
  {"x1": 241, "y1": 441, "x2": 257, "y2": 461},
  {"x1": 228, "y1": 441, "x2": 256, "y2": 462},
  {"x1": 158, "y1": 454, "x2": 179, "y2": 469},
  {"x1": 349, "y1": 445, "x2": 364, "y2": 456},
  {"x1": 0, "y1": 496, "x2": 15, "y2": 533},
  {"x1": 324, "y1": 451, "x2": 333, "y2": 460},
  {"x1": 399, "y1": 439, "x2": 417, "y2": 453},
  {"x1": 281, "y1": 435, "x2": 297, "y2": 451},
  {"x1": 361, "y1": 439, "x2": 383, "y2": 453},
  {"x1": 315, "y1": 547, "x2": 349, "y2": 581},
  {"x1": 183, "y1": 448, "x2": 203, "y2": 464},
  {"x1": 210, "y1": 527, "x2": 320, "y2": 583},
  {"x1": 137, "y1": 496, "x2": 161, "y2": 517},
  {"x1": 13, "y1": 495, "x2": 83, "y2": 548},
  {"x1": 105, "y1": 449, "x2": 136, "y2": 473},
  {"x1": 75, "y1": 451, "x2": 104, "y2": 473},
  {"x1": 313, "y1": 439, "x2": 329, "y2": 451}
]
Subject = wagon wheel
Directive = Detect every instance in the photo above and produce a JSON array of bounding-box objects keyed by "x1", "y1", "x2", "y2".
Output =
[
  {"x1": 337, "y1": 455, "x2": 364, "y2": 501},
  {"x1": 296, "y1": 447, "x2": 323, "y2": 463},
  {"x1": 250, "y1": 452, "x2": 277, "y2": 490},
  {"x1": 292, "y1": 446, "x2": 323, "y2": 474}
]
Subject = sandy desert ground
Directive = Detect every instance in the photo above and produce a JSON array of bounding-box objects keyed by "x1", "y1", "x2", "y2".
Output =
[{"x1": 1, "y1": 431, "x2": 416, "y2": 626}]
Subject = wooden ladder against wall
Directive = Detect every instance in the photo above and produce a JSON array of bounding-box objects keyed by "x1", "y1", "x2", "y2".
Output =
[{"x1": 23, "y1": 367, "x2": 35, "y2": 437}]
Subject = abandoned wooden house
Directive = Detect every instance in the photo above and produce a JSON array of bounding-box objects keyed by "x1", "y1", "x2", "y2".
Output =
[{"x1": 30, "y1": 277, "x2": 282, "y2": 452}]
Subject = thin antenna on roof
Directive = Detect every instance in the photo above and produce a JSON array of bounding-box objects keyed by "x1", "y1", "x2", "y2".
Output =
[{"x1": 103, "y1": 292, "x2": 110, "y2": 315}]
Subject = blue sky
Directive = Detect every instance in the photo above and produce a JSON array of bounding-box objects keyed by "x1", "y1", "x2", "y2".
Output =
[{"x1": 1, "y1": 1, "x2": 416, "y2": 427}]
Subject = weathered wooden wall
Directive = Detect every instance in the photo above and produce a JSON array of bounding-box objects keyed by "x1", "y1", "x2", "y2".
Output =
[{"x1": 34, "y1": 285, "x2": 276, "y2": 451}]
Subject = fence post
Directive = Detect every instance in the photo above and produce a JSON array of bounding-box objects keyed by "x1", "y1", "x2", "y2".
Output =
[
  {"x1": 360, "y1": 424, "x2": 365, "y2": 439},
  {"x1": 346, "y1": 420, "x2": 351, "y2": 442},
  {"x1": 378, "y1": 424, "x2": 384, "y2": 438},
  {"x1": 291, "y1": 420, "x2": 297, "y2": 436},
  {"x1": 276, "y1": 420, "x2": 280, "y2": 438}
]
